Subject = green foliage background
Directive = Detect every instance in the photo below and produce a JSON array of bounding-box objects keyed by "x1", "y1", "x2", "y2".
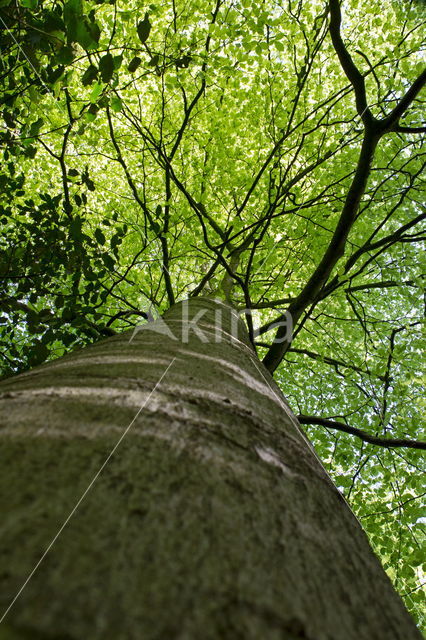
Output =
[{"x1": 0, "y1": 0, "x2": 424, "y2": 626}]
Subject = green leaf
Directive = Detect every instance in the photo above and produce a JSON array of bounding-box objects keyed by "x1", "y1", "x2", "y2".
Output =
[
  {"x1": 90, "y1": 82, "x2": 103, "y2": 103},
  {"x1": 23, "y1": 146, "x2": 37, "y2": 159},
  {"x1": 63, "y1": 0, "x2": 81, "y2": 43},
  {"x1": 3, "y1": 111, "x2": 15, "y2": 128},
  {"x1": 69, "y1": 216, "x2": 83, "y2": 241},
  {"x1": 149, "y1": 54, "x2": 160, "y2": 66},
  {"x1": 94, "y1": 228, "x2": 106, "y2": 245},
  {"x1": 110, "y1": 96, "x2": 123, "y2": 112},
  {"x1": 61, "y1": 307, "x2": 75, "y2": 321},
  {"x1": 85, "y1": 177, "x2": 95, "y2": 191},
  {"x1": 28, "y1": 341, "x2": 49, "y2": 365},
  {"x1": 43, "y1": 11, "x2": 65, "y2": 33},
  {"x1": 119, "y1": 10, "x2": 132, "y2": 21},
  {"x1": 28, "y1": 118, "x2": 44, "y2": 137},
  {"x1": 56, "y1": 45, "x2": 75, "y2": 65},
  {"x1": 101, "y1": 252, "x2": 115, "y2": 270},
  {"x1": 99, "y1": 53, "x2": 114, "y2": 83},
  {"x1": 113, "y1": 55, "x2": 123, "y2": 70},
  {"x1": 38, "y1": 308, "x2": 52, "y2": 320},
  {"x1": 151, "y1": 221, "x2": 161, "y2": 235},
  {"x1": 176, "y1": 55, "x2": 191, "y2": 69},
  {"x1": 46, "y1": 66, "x2": 65, "y2": 86},
  {"x1": 64, "y1": 7, "x2": 100, "y2": 51},
  {"x1": 128, "y1": 56, "x2": 141, "y2": 73},
  {"x1": 82, "y1": 64, "x2": 98, "y2": 86},
  {"x1": 87, "y1": 20, "x2": 101, "y2": 47},
  {"x1": 64, "y1": 0, "x2": 82, "y2": 14},
  {"x1": 20, "y1": 0, "x2": 38, "y2": 8},
  {"x1": 87, "y1": 103, "x2": 98, "y2": 116},
  {"x1": 63, "y1": 200, "x2": 73, "y2": 215},
  {"x1": 75, "y1": 21, "x2": 96, "y2": 49},
  {"x1": 62, "y1": 333, "x2": 76, "y2": 347},
  {"x1": 137, "y1": 14, "x2": 151, "y2": 44}
]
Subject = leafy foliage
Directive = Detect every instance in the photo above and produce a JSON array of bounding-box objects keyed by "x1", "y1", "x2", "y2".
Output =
[{"x1": 0, "y1": 0, "x2": 425, "y2": 625}]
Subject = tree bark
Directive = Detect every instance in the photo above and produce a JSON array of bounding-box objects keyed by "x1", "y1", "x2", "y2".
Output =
[{"x1": 0, "y1": 298, "x2": 421, "y2": 639}]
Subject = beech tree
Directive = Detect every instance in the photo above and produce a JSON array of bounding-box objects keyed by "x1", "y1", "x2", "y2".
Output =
[{"x1": 0, "y1": 0, "x2": 425, "y2": 636}]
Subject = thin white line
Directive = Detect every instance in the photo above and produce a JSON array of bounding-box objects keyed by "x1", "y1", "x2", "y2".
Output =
[
  {"x1": 0, "y1": 15, "x2": 51, "y2": 95},
  {"x1": 1, "y1": 15, "x2": 172, "y2": 284},
  {"x1": 1, "y1": 17, "x2": 170, "y2": 346},
  {"x1": 0, "y1": 356, "x2": 176, "y2": 624}
]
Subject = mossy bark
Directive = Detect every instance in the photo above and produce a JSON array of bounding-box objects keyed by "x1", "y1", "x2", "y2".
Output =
[{"x1": 0, "y1": 298, "x2": 421, "y2": 639}]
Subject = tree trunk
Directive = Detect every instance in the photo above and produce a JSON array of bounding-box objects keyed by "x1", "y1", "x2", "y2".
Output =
[{"x1": 0, "y1": 298, "x2": 420, "y2": 639}]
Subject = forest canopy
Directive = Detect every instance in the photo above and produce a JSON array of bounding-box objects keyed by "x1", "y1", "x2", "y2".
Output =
[{"x1": 0, "y1": 0, "x2": 425, "y2": 627}]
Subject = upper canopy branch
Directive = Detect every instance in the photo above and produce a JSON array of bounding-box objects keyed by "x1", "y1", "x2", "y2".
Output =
[
  {"x1": 328, "y1": 0, "x2": 375, "y2": 126},
  {"x1": 381, "y1": 69, "x2": 426, "y2": 133},
  {"x1": 261, "y1": 2, "x2": 424, "y2": 374},
  {"x1": 329, "y1": 0, "x2": 426, "y2": 133},
  {"x1": 298, "y1": 415, "x2": 426, "y2": 450}
]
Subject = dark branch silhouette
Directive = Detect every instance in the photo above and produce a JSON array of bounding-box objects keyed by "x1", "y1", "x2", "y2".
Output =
[{"x1": 298, "y1": 415, "x2": 426, "y2": 450}]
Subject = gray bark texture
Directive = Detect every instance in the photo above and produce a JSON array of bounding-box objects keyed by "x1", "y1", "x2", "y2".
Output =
[{"x1": 0, "y1": 298, "x2": 421, "y2": 639}]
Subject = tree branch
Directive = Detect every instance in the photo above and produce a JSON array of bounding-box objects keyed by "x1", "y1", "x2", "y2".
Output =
[
  {"x1": 393, "y1": 125, "x2": 426, "y2": 134},
  {"x1": 382, "y1": 69, "x2": 426, "y2": 133},
  {"x1": 287, "y1": 347, "x2": 387, "y2": 380},
  {"x1": 297, "y1": 415, "x2": 426, "y2": 450},
  {"x1": 261, "y1": 6, "x2": 424, "y2": 375},
  {"x1": 328, "y1": 0, "x2": 374, "y2": 125},
  {"x1": 262, "y1": 127, "x2": 380, "y2": 372}
]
